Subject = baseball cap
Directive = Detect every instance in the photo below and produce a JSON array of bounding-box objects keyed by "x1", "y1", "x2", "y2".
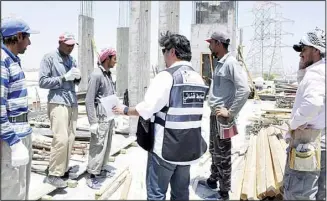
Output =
[
  {"x1": 1, "y1": 17, "x2": 39, "y2": 37},
  {"x1": 99, "y1": 47, "x2": 116, "y2": 63},
  {"x1": 293, "y1": 27, "x2": 325, "y2": 53},
  {"x1": 59, "y1": 32, "x2": 78, "y2": 45},
  {"x1": 205, "y1": 31, "x2": 230, "y2": 45}
]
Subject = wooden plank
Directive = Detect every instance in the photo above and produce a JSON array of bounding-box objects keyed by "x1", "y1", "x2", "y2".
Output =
[
  {"x1": 119, "y1": 172, "x2": 133, "y2": 200},
  {"x1": 256, "y1": 129, "x2": 266, "y2": 199},
  {"x1": 109, "y1": 136, "x2": 136, "y2": 156},
  {"x1": 264, "y1": 128, "x2": 277, "y2": 197},
  {"x1": 261, "y1": 108, "x2": 292, "y2": 113},
  {"x1": 95, "y1": 166, "x2": 129, "y2": 199},
  {"x1": 240, "y1": 135, "x2": 257, "y2": 200},
  {"x1": 268, "y1": 133, "x2": 284, "y2": 191}
]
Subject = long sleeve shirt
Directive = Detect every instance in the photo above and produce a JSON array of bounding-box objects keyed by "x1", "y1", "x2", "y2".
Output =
[
  {"x1": 290, "y1": 59, "x2": 325, "y2": 149},
  {"x1": 208, "y1": 52, "x2": 250, "y2": 117},
  {"x1": 39, "y1": 49, "x2": 80, "y2": 107},
  {"x1": 1, "y1": 44, "x2": 32, "y2": 146},
  {"x1": 85, "y1": 66, "x2": 115, "y2": 125}
]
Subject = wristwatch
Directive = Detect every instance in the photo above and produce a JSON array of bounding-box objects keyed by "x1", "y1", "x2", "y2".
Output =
[{"x1": 123, "y1": 107, "x2": 129, "y2": 115}]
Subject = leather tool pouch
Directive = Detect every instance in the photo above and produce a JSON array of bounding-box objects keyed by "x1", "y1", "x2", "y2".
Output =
[{"x1": 289, "y1": 129, "x2": 321, "y2": 172}]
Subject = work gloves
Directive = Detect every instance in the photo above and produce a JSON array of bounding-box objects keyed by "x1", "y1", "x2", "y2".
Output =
[
  {"x1": 64, "y1": 67, "x2": 81, "y2": 81},
  {"x1": 10, "y1": 140, "x2": 29, "y2": 167},
  {"x1": 90, "y1": 123, "x2": 99, "y2": 134}
]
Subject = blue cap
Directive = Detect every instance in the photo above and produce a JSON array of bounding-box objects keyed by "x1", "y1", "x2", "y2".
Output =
[{"x1": 1, "y1": 18, "x2": 39, "y2": 37}]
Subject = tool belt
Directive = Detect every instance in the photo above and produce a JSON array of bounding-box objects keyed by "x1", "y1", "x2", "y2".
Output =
[
  {"x1": 8, "y1": 113, "x2": 28, "y2": 123},
  {"x1": 289, "y1": 128, "x2": 321, "y2": 172}
]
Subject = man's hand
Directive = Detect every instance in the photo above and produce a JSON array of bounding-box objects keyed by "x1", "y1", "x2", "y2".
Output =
[
  {"x1": 10, "y1": 141, "x2": 29, "y2": 167},
  {"x1": 215, "y1": 107, "x2": 230, "y2": 118},
  {"x1": 112, "y1": 106, "x2": 125, "y2": 115},
  {"x1": 71, "y1": 68, "x2": 81, "y2": 80},
  {"x1": 297, "y1": 123, "x2": 308, "y2": 130}
]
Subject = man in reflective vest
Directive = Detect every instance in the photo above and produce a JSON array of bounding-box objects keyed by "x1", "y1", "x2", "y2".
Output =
[{"x1": 113, "y1": 31, "x2": 208, "y2": 200}]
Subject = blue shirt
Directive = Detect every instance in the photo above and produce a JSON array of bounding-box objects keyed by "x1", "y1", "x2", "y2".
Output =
[
  {"x1": 1, "y1": 44, "x2": 32, "y2": 146},
  {"x1": 39, "y1": 49, "x2": 80, "y2": 107}
]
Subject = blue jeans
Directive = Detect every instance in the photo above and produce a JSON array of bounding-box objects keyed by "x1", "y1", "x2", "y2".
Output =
[{"x1": 146, "y1": 152, "x2": 190, "y2": 200}]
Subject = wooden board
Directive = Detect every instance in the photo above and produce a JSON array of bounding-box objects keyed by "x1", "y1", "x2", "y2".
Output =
[
  {"x1": 29, "y1": 160, "x2": 87, "y2": 200},
  {"x1": 264, "y1": 128, "x2": 277, "y2": 197},
  {"x1": 109, "y1": 135, "x2": 136, "y2": 157},
  {"x1": 256, "y1": 129, "x2": 266, "y2": 199},
  {"x1": 267, "y1": 133, "x2": 284, "y2": 191},
  {"x1": 261, "y1": 108, "x2": 292, "y2": 113},
  {"x1": 240, "y1": 135, "x2": 257, "y2": 200}
]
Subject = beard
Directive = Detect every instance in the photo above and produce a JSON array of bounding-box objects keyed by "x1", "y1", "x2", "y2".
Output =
[{"x1": 303, "y1": 60, "x2": 314, "y2": 68}]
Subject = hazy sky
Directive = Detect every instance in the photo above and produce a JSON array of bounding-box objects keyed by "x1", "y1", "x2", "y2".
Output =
[{"x1": 2, "y1": 1, "x2": 325, "y2": 75}]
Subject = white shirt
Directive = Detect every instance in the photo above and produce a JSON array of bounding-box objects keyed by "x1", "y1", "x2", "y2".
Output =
[
  {"x1": 135, "y1": 61, "x2": 204, "y2": 165},
  {"x1": 290, "y1": 59, "x2": 326, "y2": 130}
]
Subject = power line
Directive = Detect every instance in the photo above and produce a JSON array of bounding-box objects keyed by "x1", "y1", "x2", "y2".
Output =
[{"x1": 246, "y1": 1, "x2": 293, "y2": 78}]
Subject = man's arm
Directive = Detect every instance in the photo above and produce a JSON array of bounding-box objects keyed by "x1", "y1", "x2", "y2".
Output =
[
  {"x1": 290, "y1": 78, "x2": 325, "y2": 130},
  {"x1": 0, "y1": 61, "x2": 20, "y2": 146},
  {"x1": 228, "y1": 61, "x2": 250, "y2": 117},
  {"x1": 116, "y1": 72, "x2": 173, "y2": 120},
  {"x1": 85, "y1": 73, "x2": 100, "y2": 125},
  {"x1": 39, "y1": 55, "x2": 63, "y2": 89}
]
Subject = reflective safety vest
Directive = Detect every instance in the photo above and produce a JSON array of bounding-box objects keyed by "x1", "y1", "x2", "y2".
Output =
[{"x1": 153, "y1": 64, "x2": 209, "y2": 163}]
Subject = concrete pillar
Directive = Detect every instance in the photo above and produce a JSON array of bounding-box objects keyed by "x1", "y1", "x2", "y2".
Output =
[
  {"x1": 77, "y1": 15, "x2": 94, "y2": 92},
  {"x1": 116, "y1": 27, "x2": 129, "y2": 97},
  {"x1": 157, "y1": 1, "x2": 180, "y2": 71},
  {"x1": 128, "y1": 1, "x2": 151, "y2": 136}
]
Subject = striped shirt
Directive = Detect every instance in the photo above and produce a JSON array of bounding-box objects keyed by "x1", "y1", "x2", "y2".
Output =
[{"x1": 1, "y1": 44, "x2": 32, "y2": 146}]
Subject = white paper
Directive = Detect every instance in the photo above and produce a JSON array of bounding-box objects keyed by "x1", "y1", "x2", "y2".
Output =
[{"x1": 100, "y1": 95, "x2": 122, "y2": 120}]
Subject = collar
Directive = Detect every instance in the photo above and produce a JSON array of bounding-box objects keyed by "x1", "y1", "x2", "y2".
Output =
[
  {"x1": 1, "y1": 43, "x2": 20, "y2": 63},
  {"x1": 99, "y1": 65, "x2": 111, "y2": 76},
  {"x1": 168, "y1": 60, "x2": 192, "y2": 69},
  {"x1": 217, "y1": 52, "x2": 231, "y2": 64},
  {"x1": 305, "y1": 58, "x2": 325, "y2": 71}
]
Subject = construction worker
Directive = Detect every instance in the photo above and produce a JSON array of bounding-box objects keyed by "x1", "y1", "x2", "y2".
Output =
[
  {"x1": 113, "y1": 31, "x2": 209, "y2": 200},
  {"x1": 199, "y1": 31, "x2": 250, "y2": 200},
  {"x1": 283, "y1": 27, "x2": 325, "y2": 200},
  {"x1": 1, "y1": 17, "x2": 39, "y2": 200},
  {"x1": 39, "y1": 32, "x2": 81, "y2": 188},
  {"x1": 85, "y1": 47, "x2": 117, "y2": 189}
]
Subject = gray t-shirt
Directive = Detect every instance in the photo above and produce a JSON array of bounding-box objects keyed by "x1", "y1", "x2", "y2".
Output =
[{"x1": 208, "y1": 53, "x2": 250, "y2": 117}]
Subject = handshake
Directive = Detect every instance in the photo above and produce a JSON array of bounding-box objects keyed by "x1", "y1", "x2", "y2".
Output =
[{"x1": 63, "y1": 67, "x2": 81, "y2": 81}]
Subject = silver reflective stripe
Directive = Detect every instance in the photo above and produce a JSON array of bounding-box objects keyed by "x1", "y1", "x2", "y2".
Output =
[
  {"x1": 165, "y1": 120, "x2": 202, "y2": 129},
  {"x1": 168, "y1": 107, "x2": 204, "y2": 115},
  {"x1": 156, "y1": 111, "x2": 166, "y2": 120}
]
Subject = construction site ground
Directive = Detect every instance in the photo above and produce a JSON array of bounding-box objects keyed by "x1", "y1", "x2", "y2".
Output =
[{"x1": 28, "y1": 99, "x2": 280, "y2": 200}]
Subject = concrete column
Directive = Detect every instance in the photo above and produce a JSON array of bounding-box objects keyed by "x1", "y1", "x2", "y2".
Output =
[
  {"x1": 157, "y1": 1, "x2": 180, "y2": 71},
  {"x1": 77, "y1": 15, "x2": 94, "y2": 92},
  {"x1": 116, "y1": 27, "x2": 129, "y2": 97},
  {"x1": 128, "y1": 1, "x2": 151, "y2": 136}
]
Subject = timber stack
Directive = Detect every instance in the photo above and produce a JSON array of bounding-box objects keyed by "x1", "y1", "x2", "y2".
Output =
[{"x1": 239, "y1": 126, "x2": 288, "y2": 200}]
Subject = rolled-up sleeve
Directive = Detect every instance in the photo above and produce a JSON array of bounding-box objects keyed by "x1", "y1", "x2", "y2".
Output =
[
  {"x1": 0, "y1": 61, "x2": 20, "y2": 146},
  {"x1": 290, "y1": 78, "x2": 325, "y2": 130},
  {"x1": 39, "y1": 55, "x2": 63, "y2": 89},
  {"x1": 135, "y1": 71, "x2": 173, "y2": 120}
]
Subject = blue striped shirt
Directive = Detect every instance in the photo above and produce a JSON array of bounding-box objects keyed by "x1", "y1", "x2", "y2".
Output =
[{"x1": 1, "y1": 44, "x2": 32, "y2": 146}]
